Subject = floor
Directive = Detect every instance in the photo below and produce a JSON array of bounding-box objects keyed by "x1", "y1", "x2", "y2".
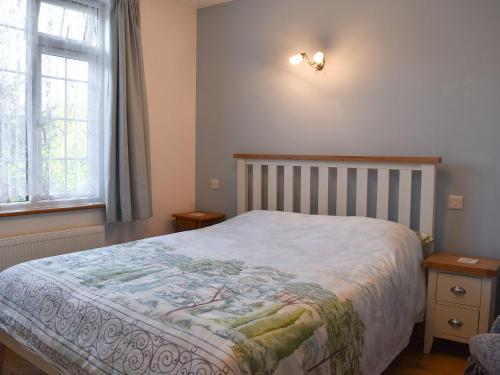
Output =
[
  {"x1": 3, "y1": 348, "x2": 44, "y2": 375},
  {"x1": 2, "y1": 337, "x2": 468, "y2": 375},
  {"x1": 384, "y1": 337, "x2": 469, "y2": 375}
]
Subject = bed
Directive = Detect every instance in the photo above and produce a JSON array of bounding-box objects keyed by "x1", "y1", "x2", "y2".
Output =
[{"x1": 0, "y1": 154, "x2": 441, "y2": 375}]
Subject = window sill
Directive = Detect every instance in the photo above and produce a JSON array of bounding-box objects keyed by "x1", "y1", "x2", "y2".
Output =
[{"x1": 0, "y1": 203, "x2": 105, "y2": 218}]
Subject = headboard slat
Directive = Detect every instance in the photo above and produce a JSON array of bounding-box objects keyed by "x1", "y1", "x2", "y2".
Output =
[
  {"x1": 236, "y1": 159, "x2": 247, "y2": 214},
  {"x1": 356, "y1": 168, "x2": 369, "y2": 217},
  {"x1": 318, "y1": 167, "x2": 329, "y2": 215},
  {"x1": 398, "y1": 169, "x2": 413, "y2": 226},
  {"x1": 300, "y1": 166, "x2": 311, "y2": 214},
  {"x1": 420, "y1": 165, "x2": 437, "y2": 236},
  {"x1": 284, "y1": 165, "x2": 294, "y2": 212},
  {"x1": 336, "y1": 167, "x2": 348, "y2": 216}
]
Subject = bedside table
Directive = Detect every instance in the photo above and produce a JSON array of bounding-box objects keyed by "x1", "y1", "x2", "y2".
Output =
[
  {"x1": 423, "y1": 253, "x2": 500, "y2": 354},
  {"x1": 172, "y1": 212, "x2": 225, "y2": 232}
]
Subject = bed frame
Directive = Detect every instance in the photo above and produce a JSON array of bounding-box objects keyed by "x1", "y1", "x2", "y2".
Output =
[
  {"x1": 0, "y1": 329, "x2": 64, "y2": 374},
  {"x1": 234, "y1": 154, "x2": 441, "y2": 244},
  {"x1": 0, "y1": 154, "x2": 441, "y2": 374}
]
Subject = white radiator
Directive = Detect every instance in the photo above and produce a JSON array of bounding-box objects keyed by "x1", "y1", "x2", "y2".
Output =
[{"x1": 0, "y1": 226, "x2": 106, "y2": 271}]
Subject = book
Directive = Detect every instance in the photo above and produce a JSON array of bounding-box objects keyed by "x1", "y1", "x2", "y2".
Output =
[{"x1": 457, "y1": 257, "x2": 479, "y2": 264}]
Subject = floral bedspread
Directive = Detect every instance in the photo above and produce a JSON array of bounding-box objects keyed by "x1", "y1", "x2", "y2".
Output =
[{"x1": 0, "y1": 211, "x2": 425, "y2": 374}]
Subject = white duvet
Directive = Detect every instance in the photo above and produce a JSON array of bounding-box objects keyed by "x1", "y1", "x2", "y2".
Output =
[
  {"x1": 163, "y1": 210, "x2": 426, "y2": 374},
  {"x1": 0, "y1": 210, "x2": 425, "y2": 374}
]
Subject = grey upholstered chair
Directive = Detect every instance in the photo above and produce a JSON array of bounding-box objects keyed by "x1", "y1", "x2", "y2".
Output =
[{"x1": 464, "y1": 315, "x2": 500, "y2": 375}]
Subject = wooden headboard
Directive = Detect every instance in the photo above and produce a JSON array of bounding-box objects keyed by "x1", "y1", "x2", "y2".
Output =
[{"x1": 234, "y1": 154, "x2": 441, "y2": 237}]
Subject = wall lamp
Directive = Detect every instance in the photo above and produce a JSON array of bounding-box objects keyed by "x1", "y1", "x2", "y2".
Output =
[{"x1": 289, "y1": 51, "x2": 325, "y2": 71}]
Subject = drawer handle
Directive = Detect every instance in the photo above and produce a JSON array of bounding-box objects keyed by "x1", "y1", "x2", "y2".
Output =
[
  {"x1": 448, "y1": 318, "x2": 464, "y2": 328},
  {"x1": 450, "y1": 286, "x2": 466, "y2": 295}
]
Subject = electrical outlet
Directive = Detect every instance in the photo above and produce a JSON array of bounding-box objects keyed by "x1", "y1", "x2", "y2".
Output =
[
  {"x1": 448, "y1": 195, "x2": 464, "y2": 210},
  {"x1": 210, "y1": 178, "x2": 220, "y2": 190}
]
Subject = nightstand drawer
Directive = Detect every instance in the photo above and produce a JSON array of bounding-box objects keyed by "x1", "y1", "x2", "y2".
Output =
[
  {"x1": 434, "y1": 304, "x2": 479, "y2": 339},
  {"x1": 436, "y1": 272, "x2": 481, "y2": 307}
]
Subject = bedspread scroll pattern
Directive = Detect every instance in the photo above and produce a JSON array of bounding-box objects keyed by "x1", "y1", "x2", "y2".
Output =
[
  {"x1": 0, "y1": 268, "x2": 222, "y2": 375},
  {"x1": 0, "y1": 239, "x2": 364, "y2": 375}
]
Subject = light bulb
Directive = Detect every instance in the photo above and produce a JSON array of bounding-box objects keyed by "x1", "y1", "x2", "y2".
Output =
[
  {"x1": 313, "y1": 51, "x2": 324, "y2": 64},
  {"x1": 289, "y1": 54, "x2": 304, "y2": 65}
]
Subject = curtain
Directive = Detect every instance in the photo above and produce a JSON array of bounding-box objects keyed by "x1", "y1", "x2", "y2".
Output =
[
  {"x1": 105, "y1": 0, "x2": 152, "y2": 223},
  {"x1": 1, "y1": 0, "x2": 105, "y2": 205}
]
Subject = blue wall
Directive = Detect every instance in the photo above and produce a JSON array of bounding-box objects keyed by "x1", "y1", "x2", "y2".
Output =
[{"x1": 196, "y1": 0, "x2": 500, "y2": 258}]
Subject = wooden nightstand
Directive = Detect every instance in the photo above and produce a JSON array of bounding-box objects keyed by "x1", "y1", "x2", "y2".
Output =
[
  {"x1": 423, "y1": 253, "x2": 500, "y2": 354},
  {"x1": 172, "y1": 212, "x2": 225, "y2": 232}
]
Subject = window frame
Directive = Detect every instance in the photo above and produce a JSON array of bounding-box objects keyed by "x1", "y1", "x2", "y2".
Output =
[{"x1": 0, "y1": 0, "x2": 105, "y2": 211}]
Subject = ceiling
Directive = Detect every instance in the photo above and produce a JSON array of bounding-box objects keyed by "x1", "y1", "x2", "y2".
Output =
[{"x1": 176, "y1": 0, "x2": 233, "y2": 8}]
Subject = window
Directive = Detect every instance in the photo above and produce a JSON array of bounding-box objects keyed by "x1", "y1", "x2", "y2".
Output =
[{"x1": 0, "y1": 0, "x2": 103, "y2": 207}]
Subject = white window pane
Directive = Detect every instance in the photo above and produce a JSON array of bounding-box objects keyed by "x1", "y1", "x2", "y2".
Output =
[
  {"x1": 67, "y1": 121, "x2": 87, "y2": 158},
  {"x1": 42, "y1": 120, "x2": 65, "y2": 159},
  {"x1": 67, "y1": 58, "x2": 88, "y2": 81},
  {"x1": 0, "y1": 8, "x2": 27, "y2": 204},
  {"x1": 66, "y1": 160, "x2": 76, "y2": 194},
  {"x1": 67, "y1": 159, "x2": 88, "y2": 194},
  {"x1": 0, "y1": 26, "x2": 26, "y2": 72},
  {"x1": 0, "y1": 0, "x2": 27, "y2": 28},
  {"x1": 41, "y1": 77, "x2": 65, "y2": 118},
  {"x1": 40, "y1": 119, "x2": 49, "y2": 160},
  {"x1": 42, "y1": 54, "x2": 65, "y2": 78},
  {"x1": 37, "y1": 2, "x2": 63, "y2": 37},
  {"x1": 67, "y1": 81, "x2": 87, "y2": 120},
  {"x1": 47, "y1": 159, "x2": 66, "y2": 196},
  {"x1": 62, "y1": 8, "x2": 87, "y2": 41},
  {"x1": 41, "y1": 158, "x2": 49, "y2": 194},
  {"x1": 74, "y1": 160, "x2": 88, "y2": 193},
  {"x1": 0, "y1": 71, "x2": 25, "y2": 117},
  {"x1": 0, "y1": 116, "x2": 27, "y2": 203},
  {"x1": 38, "y1": 1, "x2": 98, "y2": 46}
]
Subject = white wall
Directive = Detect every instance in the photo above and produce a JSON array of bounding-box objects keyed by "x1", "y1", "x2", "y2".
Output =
[{"x1": 0, "y1": 0, "x2": 197, "y2": 244}]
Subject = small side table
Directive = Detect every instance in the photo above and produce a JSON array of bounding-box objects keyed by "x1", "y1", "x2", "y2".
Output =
[
  {"x1": 423, "y1": 252, "x2": 500, "y2": 354},
  {"x1": 172, "y1": 212, "x2": 225, "y2": 232}
]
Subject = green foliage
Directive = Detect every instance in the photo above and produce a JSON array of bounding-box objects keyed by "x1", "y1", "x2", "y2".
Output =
[
  {"x1": 177, "y1": 258, "x2": 244, "y2": 276},
  {"x1": 255, "y1": 321, "x2": 323, "y2": 361},
  {"x1": 229, "y1": 282, "x2": 364, "y2": 375},
  {"x1": 312, "y1": 296, "x2": 364, "y2": 374},
  {"x1": 225, "y1": 304, "x2": 285, "y2": 328},
  {"x1": 233, "y1": 318, "x2": 322, "y2": 374},
  {"x1": 285, "y1": 282, "x2": 337, "y2": 301},
  {"x1": 232, "y1": 339, "x2": 276, "y2": 375},
  {"x1": 81, "y1": 265, "x2": 164, "y2": 287},
  {"x1": 282, "y1": 283, "x2": 364, "y2": 374},
  {"x1": 237, "y1": 307, "x2": 306, "y2": 338},
  {"x1": 175, "y1": 319, "x2": 193, "y2": 330}
]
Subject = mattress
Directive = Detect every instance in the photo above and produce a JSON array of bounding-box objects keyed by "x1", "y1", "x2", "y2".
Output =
[{"x1": 0, "y1": 210, "x2": 425, "y2": 374}]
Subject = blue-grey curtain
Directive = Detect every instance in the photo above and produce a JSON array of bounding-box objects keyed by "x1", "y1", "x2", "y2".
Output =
[{"x1": 105, "y1": 0, "x2": 152, "y2": 223}]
